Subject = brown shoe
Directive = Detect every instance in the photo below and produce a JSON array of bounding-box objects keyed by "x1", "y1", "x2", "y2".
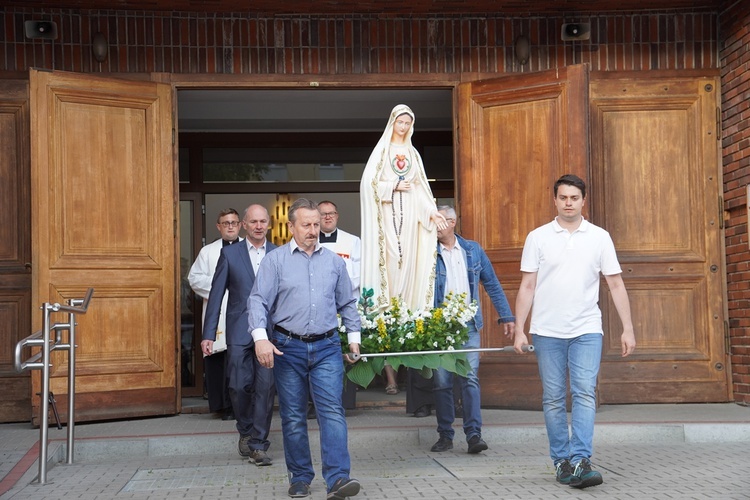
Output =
[
  {"x1": 327, "y1": 478, "x2": 360, "y2": 499},
  {"x1": 249, "y1": 448, "x2": 272, "y2": 466},
  {"x1": 238, "y1": 435, "x2": 252, "y2": 457}
]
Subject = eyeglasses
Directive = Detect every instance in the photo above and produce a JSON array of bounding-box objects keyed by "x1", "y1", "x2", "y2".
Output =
[
  {"x1": 219, "y1": 221, "x2": 241, "y2": 227},
  {"x1": 320, "y1": 211, "x2": 338, "y2": 218}
]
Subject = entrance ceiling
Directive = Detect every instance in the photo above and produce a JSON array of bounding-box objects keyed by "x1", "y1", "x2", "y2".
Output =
[
  {"x1": 10, "y1": 0, "x2": 723, "y2": 14},
  {"x1": 178, "y1": 88, "x2": 453, "y2": 132}
]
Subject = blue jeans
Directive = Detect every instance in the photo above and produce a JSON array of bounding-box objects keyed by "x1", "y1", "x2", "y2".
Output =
[
  {"x1": 532, "y1": 333, "x2": 602, "y2": 465},
  {"x1": 433, "y1": 324, "x2": 481, "y2": 441},
  {"x1": 226, "y1": 343, "x2": 275, "y2": 449},
  {"x1": 271, "y1": 330, "x2": 351, "y2": 491}
]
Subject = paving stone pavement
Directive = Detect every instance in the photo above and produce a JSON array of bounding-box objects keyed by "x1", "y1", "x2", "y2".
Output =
[
  {"x1": 2, "y1": 442, "x2": 749, "y2": 499},
  {"x1": 2, "y1": 404, "x2": 749, "y2": 500}
]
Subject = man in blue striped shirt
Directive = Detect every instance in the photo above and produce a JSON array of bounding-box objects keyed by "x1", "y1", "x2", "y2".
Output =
[{"x1": 248, "y1": 198, "x2": 362, "y2": 500}]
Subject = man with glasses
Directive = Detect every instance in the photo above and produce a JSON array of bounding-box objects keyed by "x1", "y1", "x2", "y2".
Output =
[
  {"x1": 317, "y1": 202, "x2": 399, "y2": 396},
  {"x1": 189, "y1": 208, "x2": 242, "y2": 420},
  {"x1": 317, "y1": 201, "x2": 361, "y2": 300},
  {"x1": 202, "y1": 204, "x2": 277, "y2": 466},
  {"x1": 314, "y1": 201, "x2": 364, "y2": 412}
]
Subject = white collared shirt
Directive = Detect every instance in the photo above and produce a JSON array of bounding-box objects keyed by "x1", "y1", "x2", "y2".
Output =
[
  {"x1": 440, "y1": 238, "x2": 471, "y2": 305},
  {"x1": 246, "y1": 239, "x2": 267, "y2": 273}
]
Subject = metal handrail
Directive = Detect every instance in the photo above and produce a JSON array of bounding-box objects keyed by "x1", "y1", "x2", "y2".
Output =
[{"x1": 13, "y1": 288, "x2": 94, "y2": 485}]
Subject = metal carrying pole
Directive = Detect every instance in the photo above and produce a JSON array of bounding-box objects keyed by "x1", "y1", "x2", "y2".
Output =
[{"x1": 346, "y1": 344, "x2": 534, "y2": 361}]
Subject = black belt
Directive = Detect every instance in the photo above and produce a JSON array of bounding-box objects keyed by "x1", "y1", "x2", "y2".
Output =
[{"x1": 275, "y1": 325, "x2": 336, "y2": 343}]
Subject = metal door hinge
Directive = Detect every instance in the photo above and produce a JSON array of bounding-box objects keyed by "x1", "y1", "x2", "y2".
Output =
[
  {"x1": 724, "y1": 320, "x2": 730, "y2": 354},
  {"x1": 716, "y1": 107, "x2": 721, "y2": 141}
]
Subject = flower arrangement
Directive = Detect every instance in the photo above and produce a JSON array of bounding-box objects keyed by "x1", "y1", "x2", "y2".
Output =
[{"x1": 341, "y1": 288, "x2": 478, "y2": 388}]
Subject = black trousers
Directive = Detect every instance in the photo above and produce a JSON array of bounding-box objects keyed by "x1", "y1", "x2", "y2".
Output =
[
  {"x1": 204, "y1": 351, "x2": 232, "y2": 413},
  {"x1": 405, "y1": 368, "x2": 462, "y2": 414}
]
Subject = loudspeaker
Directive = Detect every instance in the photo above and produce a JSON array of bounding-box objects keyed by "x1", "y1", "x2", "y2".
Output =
[
  {"x1": 24, "y1": 20, "x2": 58, "y2": 40},
  {"x1": 561, "y1": 23, "x2": 590, "y2": 41}
]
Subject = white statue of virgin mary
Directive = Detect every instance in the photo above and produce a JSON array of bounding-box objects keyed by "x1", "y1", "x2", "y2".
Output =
[{"x1": 360, "y1": 104, "x2": 447, "y2": 312}]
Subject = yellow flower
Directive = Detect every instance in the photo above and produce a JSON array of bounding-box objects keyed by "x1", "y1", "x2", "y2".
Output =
[
  {"x1": 377, "y1": 318, "x2": 387, "y2": 336},
  {"x1": 416, "y1": 318, "x2": 424, "y2": 335}
]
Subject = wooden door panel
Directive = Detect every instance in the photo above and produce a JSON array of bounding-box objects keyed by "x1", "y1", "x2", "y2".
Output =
[
  {"x1": 591, "y1": 74, "x2": 728, "y2": 403},
  {"x1": 31, "y1": 69, "x2": 177, "y2": 423},
  {"x1": 0, "y1": 80, "x2": 32, "y2": 423},
  {"x1": 457, "y1": 65, "x2": 590, "y2": 409}
]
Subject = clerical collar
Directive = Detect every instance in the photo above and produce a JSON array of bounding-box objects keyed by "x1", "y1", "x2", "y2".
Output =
[
  {"x1": 222, "y1": 238, "x2": 239, "y2": 247},
  {"x1": 319, "y1": 229, "x2": 338, "y2": 243}
]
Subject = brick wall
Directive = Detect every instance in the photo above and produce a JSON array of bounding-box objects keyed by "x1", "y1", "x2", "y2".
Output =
[
  {"x1": 720, "y1": 0, "x2": 750, "y2": 405},
  {"x1": 0, "y1": 8, "x2": 719, "y2": 73}
]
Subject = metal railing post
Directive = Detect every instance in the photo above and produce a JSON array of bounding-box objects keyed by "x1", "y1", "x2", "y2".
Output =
[
  {"x1": 38, "y1": 303, "x2": 53, "y2": 484},
  {"x1": 13, "y1": 288, "x2": 93, "y2": 485},
  {"x1": 66, "y1": 298, "x2": 81, "y2": 465}
]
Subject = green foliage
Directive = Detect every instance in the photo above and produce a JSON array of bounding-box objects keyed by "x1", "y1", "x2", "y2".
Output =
[{"x1": 340, "y1": 289, "x2": 477, "y2": 388}]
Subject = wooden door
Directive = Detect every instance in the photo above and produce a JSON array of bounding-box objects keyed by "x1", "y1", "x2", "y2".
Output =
[
  {"x1": 0, "y1": 80, "x2": 32, "y2": 423},
  {"x1": 590, "y1": 73, "x2": 729, "y2": 403},
  {"x1": 457, "y1": 65, "x2": 590, "y2": 409},
  {"x1": 30, "y1": 69, "x2": 178, "y2": 423}
]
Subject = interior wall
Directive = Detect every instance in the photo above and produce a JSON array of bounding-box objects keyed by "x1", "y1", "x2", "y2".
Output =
[
  {"x1": 204, "y1": 193, "x2": 362, "y2": 244},
  {"x1": 202, "y1": 193, "x2": 456, "y2": 243}
]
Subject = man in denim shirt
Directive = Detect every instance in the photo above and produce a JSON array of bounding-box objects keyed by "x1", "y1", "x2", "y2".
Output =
[{"x1": 429, "y1": 205, "x2": 516, "y2": 454}]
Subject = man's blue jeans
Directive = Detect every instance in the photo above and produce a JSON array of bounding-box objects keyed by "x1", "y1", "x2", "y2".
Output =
[
  {"x1": 433, "y1": 324, "x2": 481, "y2": 441},
  {"x1": 532, "y1": 333, "x2": 602, "y2": 465},
  {"x1": 271, "y1": 330, "x2": 351, "y2": 490}
]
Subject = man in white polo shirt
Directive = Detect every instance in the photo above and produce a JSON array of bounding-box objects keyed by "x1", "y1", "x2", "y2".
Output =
[{"x1": 513, "y1": 174, "x2": 636, "y2": 490}]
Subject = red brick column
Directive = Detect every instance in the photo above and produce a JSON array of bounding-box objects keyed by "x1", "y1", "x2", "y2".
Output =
[{"x1": 720, "y1": 0, "x2": 750, "y2": 405}]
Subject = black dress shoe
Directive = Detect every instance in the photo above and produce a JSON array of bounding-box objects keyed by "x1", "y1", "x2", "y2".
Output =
[
  {"x1": 413, "y1": 405, "x2": 431, "y2": 418},
  {"x1": 467, "y1": 435, "x2": 488, "y2": 454},
  {"x1": 430, "y1": 436, "x2": 453, "y2": 452},
  {"x1": 221, "y1": 409, "x2": 235, "y2": 421}
]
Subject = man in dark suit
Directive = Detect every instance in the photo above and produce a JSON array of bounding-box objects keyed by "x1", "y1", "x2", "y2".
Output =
[{"x1": 202, "y1": 204, "x2": 277, "y2": 466}]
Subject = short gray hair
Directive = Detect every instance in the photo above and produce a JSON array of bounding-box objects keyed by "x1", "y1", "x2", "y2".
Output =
[
  {"x1": 289, "y1": 198, "x2": 318, "y2": 222},
  {"x1": 437, "y1": 205, "x2": 456, "y2": 219}
]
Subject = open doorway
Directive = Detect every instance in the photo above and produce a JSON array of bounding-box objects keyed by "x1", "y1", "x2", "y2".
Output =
[{"x1": 177, "y1": 88, "x2": 454, "y2": 401}]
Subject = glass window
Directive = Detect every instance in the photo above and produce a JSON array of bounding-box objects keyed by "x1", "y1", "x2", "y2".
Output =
[
  {"x1": 202, "y1": 147, "x2": 372, "y2": 183},
  {"x1": 179, "y1": 148, "x2": 190, "y2": 182}
]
